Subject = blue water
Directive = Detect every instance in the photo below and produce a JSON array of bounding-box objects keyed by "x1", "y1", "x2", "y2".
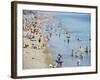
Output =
[
  {"x1": 48, "y1": 32, "x2": 91, "y2": 67},
  {"x1": 40, "y1": 11, "x2": 91, "y2": 67}
]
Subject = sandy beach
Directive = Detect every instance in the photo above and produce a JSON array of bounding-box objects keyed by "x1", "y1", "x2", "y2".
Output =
[
  {"x1": 22, "y1": 10, "x2": 56, "y2": 69},
  {"x1": 23, "y1": 31, "x2": 54, "y2": 69}
]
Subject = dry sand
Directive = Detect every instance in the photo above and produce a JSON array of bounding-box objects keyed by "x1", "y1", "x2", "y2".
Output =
[{"x1": 23, "y1": 32, "x2": 54, "y2": 69}]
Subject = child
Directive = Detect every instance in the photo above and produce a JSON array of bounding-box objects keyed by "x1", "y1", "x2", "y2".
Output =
[{"x1": 56, "y1": 54, "x2": 63, "y2": 67}]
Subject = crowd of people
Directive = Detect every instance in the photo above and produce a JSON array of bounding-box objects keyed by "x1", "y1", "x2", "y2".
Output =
[
  {"x1": 23, "y1": 12, "x2": 91, "y2": 68},
  {"x1": 23, "y1": 18, "x2": 48, "y2": 50}
]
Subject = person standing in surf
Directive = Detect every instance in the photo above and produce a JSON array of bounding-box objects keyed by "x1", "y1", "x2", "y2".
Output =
[{"x1": 56, "y1": 54, "x2": 64, "y2": 67}]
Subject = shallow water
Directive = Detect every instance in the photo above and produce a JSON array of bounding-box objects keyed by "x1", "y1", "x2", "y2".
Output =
[
  {"x1": 48, "y1": 32, "x2": 91, "y2": 67},
  {"x1": 37, "y1": 11, "x2": 91, "y2": 67},
  {"x1": 41, "y1": 22, "x2": 91, "y2": 67}
]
